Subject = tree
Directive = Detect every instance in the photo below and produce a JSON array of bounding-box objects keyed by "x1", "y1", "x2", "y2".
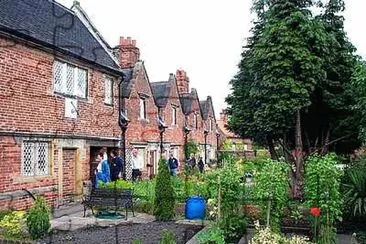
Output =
[
  {"x1": 226, "y1": 0, "x2": 360, "y2": 198},
  {"x1": 154, "y1": 158, "x2": 175, "y2": 221}
]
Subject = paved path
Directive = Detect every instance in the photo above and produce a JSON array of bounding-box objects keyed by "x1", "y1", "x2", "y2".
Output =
[{"x1": 51, "y1": 202, "x2": 156, "y2": 232}]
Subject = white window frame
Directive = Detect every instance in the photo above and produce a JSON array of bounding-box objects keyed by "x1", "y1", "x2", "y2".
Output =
[
  {"x1": 172, "y1": 107, "x2": 177, "y2": 125},
  {"x1": 21, "y1": 141, "x2": 50, "y2": 177},
  {"x1": 53, "y1": 60, "x2": 88, "y2": 99},
  {"x1": 139, "y1": 98, "x2": 147, "y2": 119},
  {"x1": 104, "y1": 77, "x2": 113, "y2": 105}
]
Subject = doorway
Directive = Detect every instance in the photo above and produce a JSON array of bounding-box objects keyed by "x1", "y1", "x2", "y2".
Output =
[
  {"x1": 148, "y1": 150, "x2": 157, "y2": 179},
  {"x1": 62, "y1": 149, "x2": 76, "y2": 203}
]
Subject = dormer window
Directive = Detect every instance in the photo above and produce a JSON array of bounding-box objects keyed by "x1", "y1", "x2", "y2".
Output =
[
  {"x1": 139, "y1": 98, "x2": 147, "y2": 119},
  {"x1": 172, "y1": 107, "x2": 177, "y2": 125}
]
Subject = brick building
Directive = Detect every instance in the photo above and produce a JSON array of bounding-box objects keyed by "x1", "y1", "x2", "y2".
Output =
[
  {"x1": 199, "y1": 97, "x2": 219, "y2": 163},
  {"x1": 0, "y1": 0, "x2": 123, "y2": 209},
  {"x1": 217, "y1": 109, "x2": 254, "y2": 158},
  {"x1": 151, "y1": 74, "x2": 186, "y2": 168},
  {"x1": 114, "y1": 37, "x2": 161, "y2": 179}
]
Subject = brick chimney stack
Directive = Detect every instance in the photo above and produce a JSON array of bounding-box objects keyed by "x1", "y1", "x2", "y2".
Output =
[
  {"x1": 115, "y1": 36, "x2": 140, "y2": 69},
  {"x1": 176, "y1": 69, "x2": 190, "y2": 93}
]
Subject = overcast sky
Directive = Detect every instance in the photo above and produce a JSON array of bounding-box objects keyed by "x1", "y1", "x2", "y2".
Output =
[{"x1": 57, "y1": 0, "x2": 366, "y2": 118}]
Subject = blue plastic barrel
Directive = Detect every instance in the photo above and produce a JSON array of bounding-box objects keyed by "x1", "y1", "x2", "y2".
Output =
[{"x1": 185, "y1": 196, "x2": 206, "y2": 220}]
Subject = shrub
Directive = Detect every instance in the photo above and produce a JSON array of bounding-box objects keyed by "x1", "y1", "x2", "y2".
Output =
[
  {"x1": 159, "y1": 229, "x2": 176, "y2": 244},
  {"x1": 304, "y1": 154, "x2": 343, "y2": 244},
  {"x1": 217, "y1": 158, "x2": 247, "y2": 242},
  {"x1": 134, "y1": 201, "x2": 155, "y2": 215},
  {"x1": 342, "y1": 157, "x2": 366, "y2": 217},
  {"x1": 255, "y1": 159, "x2": 289, "y2": 233},
  {"x1": 197, "y1": 224, "x2": 225, "y2": 244},
  {"x1": 0, "y1": 211, "x2": 26, "y2": 239},
  {"x1": 26, "y1": 196, "x2": 51, "y2": 240},
  {"x1": 98, "y1": 179, "x2": 133, "y2": 189},
  {"x1": 154, "y1": 158, "x2": 175, "y2": 221}
]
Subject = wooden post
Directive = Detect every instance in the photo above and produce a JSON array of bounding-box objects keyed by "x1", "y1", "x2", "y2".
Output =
[{"x1": 217, "y1": 176, "x2": 221, "y2": 220}]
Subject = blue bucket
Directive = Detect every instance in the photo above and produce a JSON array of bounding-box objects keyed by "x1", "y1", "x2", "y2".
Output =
[{"x1": 185, "y1": 196, "x2": 206, "y2": 220}]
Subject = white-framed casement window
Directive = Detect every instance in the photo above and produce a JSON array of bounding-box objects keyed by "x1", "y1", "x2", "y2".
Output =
[
  {"x1": 21, "y1": 141, "x2": 49, "y2": 176},
  {"x1": 104, "y1": 77, "x2": 113, "y2": 105},
  {"x1": 194, "y1": 113, "x2": 198, "y2": 129},
  {"x1": 53, "y1": 60, "x2": 88, "y2": 99},
  {"x1": 172, "y1": 107, "x2": 177, "y2": 125},
  {"x1": 139, "y1": 98, "x2": 147, "y2": 119}
]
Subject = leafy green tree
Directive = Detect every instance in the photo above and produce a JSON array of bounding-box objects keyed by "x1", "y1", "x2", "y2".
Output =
[
  {"x1": 154, "y1": 158, "x2": 175, "y2": 221},
  {"x1": 226, "y1": 0, "x2": 360, "y2": 198}
]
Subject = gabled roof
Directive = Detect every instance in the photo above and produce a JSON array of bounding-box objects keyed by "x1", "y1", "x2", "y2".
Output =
[
  {"x1": 151, "y1": 81, "x2": 171, "y2": 108},
  {"x1": 120, "y1": 61, "x2": 156, "y2": 101},
  {"x1": 179, "y1": 88, "x2": 200, "y2": 115},
  {"x1": 200, "y1": 96, "x2": 216, "y2": 121},
  {"x1": 0, "y1": 0, "x2": 121, "y2": 74},
  {"x1": 121, "y1": 68, "x2": 134, "y2": 98}
]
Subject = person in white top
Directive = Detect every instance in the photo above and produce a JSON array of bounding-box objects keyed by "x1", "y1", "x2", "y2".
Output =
[{"x1": 131, "y1": 149, "x2": 142, "y2": 182}]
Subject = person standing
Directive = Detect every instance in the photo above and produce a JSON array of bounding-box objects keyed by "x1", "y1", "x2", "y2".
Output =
[
  {"x1": 110, "y1": 150, "x2": 123, "y2": 181},
  {"x1": 95, "y1": 152, "x2": 111, "y2": 188},
  {"x1": 131, "y1": 149, "x2": 142, "y2": 182},
  {"x1": 189, "y1": 154, "x2": 196, "y2": 169},
  {"x1": 168, "y1": 152, "x2": 179, "y2": 176},
  {"x1": 198, "y1": 156, "x2": 204, "y2": 173}
]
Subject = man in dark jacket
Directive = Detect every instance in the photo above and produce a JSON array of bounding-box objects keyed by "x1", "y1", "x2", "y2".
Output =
[
  {"x1": 110, "y1": 150, "x2": 123, "y2": 181},
  {"x1": 168, "y1": 152, "x2": 179, "y2": 176}
]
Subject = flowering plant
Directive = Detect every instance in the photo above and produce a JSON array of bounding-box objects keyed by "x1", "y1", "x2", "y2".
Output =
[{"x1": 310, "y1": 207, "x2": 321, "y2": 217}]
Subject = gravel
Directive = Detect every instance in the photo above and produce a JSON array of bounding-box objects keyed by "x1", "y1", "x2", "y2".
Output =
[{"x1": 40, "y1": 221, "x2": 203, "y2": 244}]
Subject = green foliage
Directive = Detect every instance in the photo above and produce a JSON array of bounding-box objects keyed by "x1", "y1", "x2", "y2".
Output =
[
  {"x1": 132, "y1": 240, "x2": 142, "y2": 244},
  {"x1": 154, "y1": 158, "x2": 175, "y2": 221},
  {"x1": 342, "y1": 157, "x2": 366, "y2": 217},
  {"x1": 227, "y1": 0, "x2": 360, "y2": 157},
  {"x1": 0, "y1": 211, "x2": 26, "y2": 239},
  {"x1": 184, "y1": 140, "x2": 199, "y2": 159},
  {"x1": 217, "y1": 159, "x2": 247, "y2": 242},
  {"x1": 133, "y1": 179, "x2": 156, "y2": 203},
  {"x1": 159, "y1": 229, "x2": 176, "y2": 244},
  {"x1": 304, "y1": 154, "x2": 343, "y2": 244},
  {"x1": 98, "y1": 179, "x2": 133, "y2": 190},
  {"x1": 356, "y1": 231, "x2": 366, "y2": 244},
  {"x1": 197, "y1": 224, "x2": 225, "y2": 244},
  {"x1": 351, "y1": 59, "x2": 366, "y2": 141},
  {"x1": 134, "y1": 201, "x2": 155, "y2": 215},
  {"x1": 255, "y1": 159, "x2": 289, "y2": 232},
  {"x1": 26, "y1": 196, "x2": 51, "y2": 240}
]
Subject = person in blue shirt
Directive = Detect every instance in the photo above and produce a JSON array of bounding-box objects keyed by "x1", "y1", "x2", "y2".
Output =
[{"x1": 95, "y1": 152, "x2": 111, "y2": 188}]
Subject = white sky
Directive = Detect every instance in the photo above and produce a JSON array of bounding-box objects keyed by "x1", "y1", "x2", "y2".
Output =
[{"x1": 57, "y1": 0, "x2": 366, "y2": 118}]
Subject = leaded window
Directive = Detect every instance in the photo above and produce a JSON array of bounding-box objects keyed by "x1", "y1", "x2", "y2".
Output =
[
  {"x1": 53, "y1": 60, "x2": 87, "y2": 98},
  {"x1": 21, "y1": 141, "x2": 49, "y2": 176}
]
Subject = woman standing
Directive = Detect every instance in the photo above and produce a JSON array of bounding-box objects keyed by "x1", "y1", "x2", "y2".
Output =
[{"x1": 95, "y1": 152, "x2": 111, "y2": 188}]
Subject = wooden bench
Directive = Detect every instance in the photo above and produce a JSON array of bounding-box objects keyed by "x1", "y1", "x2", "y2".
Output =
[{"x1": 82, "y1": 188, "x2": 135, "y2": 220}]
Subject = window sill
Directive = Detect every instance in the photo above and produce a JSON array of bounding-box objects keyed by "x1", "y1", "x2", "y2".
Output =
[
  {"x1": 54, "y1": 92, "x2": 88, "y2": 102},
  {"x1": 13, "y1": 175, "x2": 55, "y2": 184},
  {"x1": 138, "y1": 118, "x2": 149, "y2": 123}
]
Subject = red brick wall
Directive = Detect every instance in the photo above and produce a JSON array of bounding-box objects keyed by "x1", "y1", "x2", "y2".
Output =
[
  {"x1": 0, "y1": 136, "x2": 58, "y2": 210},
  {"x1": 124, "y1": 64, "x2": 160, "y2": 144},
  {"x1": 160, "y1": 80, "x2": 185, "y2": 164},
  {"x1": 0, "y1": 36, "x2": 121, "y2": 138}
]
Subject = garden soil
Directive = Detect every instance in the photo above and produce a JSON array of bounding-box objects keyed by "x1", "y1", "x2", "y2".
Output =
[{"x1": 40, "y1": 221, "x2": 203, "y2": 244}]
